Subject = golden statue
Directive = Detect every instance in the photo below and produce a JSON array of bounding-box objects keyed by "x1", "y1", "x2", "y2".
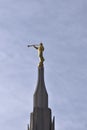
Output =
[{"x1": 27, "y1": 43, "x2": 45, "y2": 67}]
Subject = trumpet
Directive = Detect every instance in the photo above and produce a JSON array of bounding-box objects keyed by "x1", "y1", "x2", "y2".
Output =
[{"x1": 27, "y1": 44, "x2": 39, "y2": 47}]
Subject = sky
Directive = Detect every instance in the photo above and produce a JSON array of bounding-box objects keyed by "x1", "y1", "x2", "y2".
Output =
[{"x1": 0, "y1": 0, "x2": 87, "y2": 130}]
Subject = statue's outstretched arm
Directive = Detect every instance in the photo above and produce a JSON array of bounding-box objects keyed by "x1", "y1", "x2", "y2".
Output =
[{"x1": 33, "y1": 45, "x2": 38, "y2": 50}]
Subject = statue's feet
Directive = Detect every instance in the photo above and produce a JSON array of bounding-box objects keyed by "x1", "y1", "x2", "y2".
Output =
[{"x1": 38, "y1": 62, "x2": 43, "y2": 67}]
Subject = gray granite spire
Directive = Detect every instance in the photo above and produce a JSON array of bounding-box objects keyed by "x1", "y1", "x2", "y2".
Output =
[
  {"x1": 34, "y1": 66, "x2": 48, "y2": 108},
  {"x1": 28, "y1": 66, "x2": 55, "y2": 130}
]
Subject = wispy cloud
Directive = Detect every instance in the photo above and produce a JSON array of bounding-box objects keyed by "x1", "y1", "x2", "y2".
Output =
[{"x1": 0, "y1": 0, "x2": 87, "y2": 130}]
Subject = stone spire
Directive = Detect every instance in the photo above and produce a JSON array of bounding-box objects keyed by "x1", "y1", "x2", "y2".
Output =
[
  {"x1": 27, "y1": 43, "x2": 55, "y2": 130},
  {"x1": 34, "y1": 66, "x2": 48, "y2": 108},
  {"x1": 28, "y1": 66, "x2": 55, "y2": 130}
]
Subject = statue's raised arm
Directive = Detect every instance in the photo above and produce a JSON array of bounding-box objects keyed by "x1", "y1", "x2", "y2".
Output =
[{"x1": 27, "y1": 43, "x2": 45, "y2": 67}]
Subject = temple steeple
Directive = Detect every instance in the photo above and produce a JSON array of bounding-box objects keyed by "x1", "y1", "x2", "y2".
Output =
[
  {"x1": 34, "y1": 66, "x2": 48, "y2": 108},
  {"x1": 27, "y1": 43, "x2": 55, "y2": 130}
]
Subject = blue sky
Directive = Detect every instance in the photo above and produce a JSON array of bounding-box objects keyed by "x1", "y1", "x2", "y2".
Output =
[{"x1": 0, "y1": 0, "x2": 87, "y2": 130}]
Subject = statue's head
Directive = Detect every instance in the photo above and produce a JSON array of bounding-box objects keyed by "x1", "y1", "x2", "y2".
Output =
[{"x1": 40, "y1": 43, "x2": 43, "y2": 46}]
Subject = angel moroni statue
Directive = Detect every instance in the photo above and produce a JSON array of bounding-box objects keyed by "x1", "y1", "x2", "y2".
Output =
[{"x1": 27, "y1": 43, "x2": 45, "y2": 67}]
